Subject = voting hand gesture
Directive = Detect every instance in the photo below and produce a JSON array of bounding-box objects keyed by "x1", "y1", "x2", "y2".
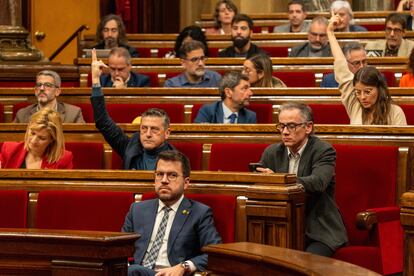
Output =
[{"x1": 91, "y1": 49, "x2": 108, "y2": 85}]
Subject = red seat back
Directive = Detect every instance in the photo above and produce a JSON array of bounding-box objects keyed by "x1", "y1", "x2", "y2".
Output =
[
  {"x1": 36, "y1": 190, "x2": 134, "y2": 231},
  {"x1": 144, "y1": 72, "x2": 160, "y2": 87},
  {"x1": 399, "y1": 104, "x2": 414, "y2": 125},
  {"x1": 0, "y1": 190, "x2": 27, "y2": 228},
  {"x1": 65, "y1": 142, "x2": 104, "y2": 169},
  {"x1": 142, "y1": 192, "x2": 236, "y2": 243},
  {"x1": 0, "y1": 103, "x2": 4, "y2": 123},
  {"x1": 262, "y1": 46, "x2": 289, "y2": 57},
  {"x1": 308, "y1": 104, "x2": 350, "y2": 124},
  {"x1": 381, "y1": 71, "x2": 396, "y2": 87},
  {"x1": 273, "y1": 72, "x2": 315, "y2": 87},
  {"x1": 72, "y1": 103, "x2": 94, "y2": 123},
  {"x1": 12, "y1": 102, "x2": 32, "y2": 120},
  {"x1": 209, "y1": 143, "x2": 269, "y2": 171}
]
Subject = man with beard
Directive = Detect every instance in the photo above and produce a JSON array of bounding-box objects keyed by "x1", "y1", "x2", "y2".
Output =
[
  {"x1": 123, "y1": 150, "x2": 222, "y2": 276},
  {"x1": 92, "y1": 14, "x2": 139, "y2": 57},
  {"x1": 194, "y1": 71, "x2": 256, "y2": 123},
  {"x1": 289, "y1": 16, "x2": 332, "y2": 57},
  {"x1": 164, "y1": 41, "x2": 221, "y2": 87},
  {"x1": 14, "y1": 70, "x2": 85, "y2": 123},
  {"x1": 365, "y1": 13, "x2": 414, "y2": 57},
  {"x1": 273, "y1": 0, "x2": 310, "y2": 33},
  {"x1": 218, "y1": 14, "x2": 267, "y2": 58}
]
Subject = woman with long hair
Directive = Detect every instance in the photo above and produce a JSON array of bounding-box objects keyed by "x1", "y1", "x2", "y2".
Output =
[
  {"x1": 205, "y1": 0, "x2": 238, "y2": 35},
  {"x1": 242, "y1": 54, "x2": 286, "y2": 88}
]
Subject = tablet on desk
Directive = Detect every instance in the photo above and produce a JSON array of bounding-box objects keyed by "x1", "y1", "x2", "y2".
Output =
[{"x1": 82, "y1": 49, "x2": 111, "y2": 58}]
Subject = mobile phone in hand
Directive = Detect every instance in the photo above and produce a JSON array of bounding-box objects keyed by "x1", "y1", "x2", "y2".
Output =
[{"x1": 248, "y1": 162, "x2": 263, "y2": 172}]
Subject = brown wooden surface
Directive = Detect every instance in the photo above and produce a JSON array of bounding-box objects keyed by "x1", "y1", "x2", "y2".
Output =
[
  {"x1": 203, "y1": 242, "x2": 380, "y2": 276},
  {"x1": 0, "y1": 170, "x2": 305, "y2": 250},
  {"x1": 0, "y1": 228, "x2": 138, "y2": 275},
  {"x1": 400, "y1": 191, "x2": 414, "y2": 276}
]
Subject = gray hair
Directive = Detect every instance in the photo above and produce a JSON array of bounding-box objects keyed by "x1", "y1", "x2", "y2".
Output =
[
  {"x1": 310, "y1": 16, "x2": 328, "y2": 27},
  {"x1": 179, "y1": 40, "x2": 206, "y2": 59},
  {"x1": 279, "y1": 102, "x2": 314, "y2": 123},
  {"x1": 342, "y1": 42, "x2": 366, "y2": 58},
  {"x1": 109, "y1": 47, "x2": 131, "y2": 65},
  {"x1": 141, "y1": 108, "x2": 170, "y2": 129},
  {"x1": 36, "y1": 70, "x2": 61, "y2": 87},
  {"x1": 330, "y1": 0, "x2": 354, "y2": 24},
  {"x1": 219, "y1": 71, "x2": 249, "y2": 100}
]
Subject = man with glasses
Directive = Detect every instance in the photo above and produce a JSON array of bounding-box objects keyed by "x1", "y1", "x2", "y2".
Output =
[
  {"x1": 14, "y1": 70, "x2": 85, "y2": 123},
  {"x1": 321, "y1": 42, "x2": 367, "y2": 87},
  {"x1": 289, "y1": 16, "x2": 332, "y2": 57},
  {"x1": 90, "y1": 49, "x2": 174, "y2": 170},
  {"x1": 256, "y1": 102, "x2": 347, "y2": 257},
  {"x1": 365, "y1": 13, "x2": 414, "y2": 57},
  {"x1": 194, "y1": 71, "x2": 256, "y2": 123},
  {"x1": 123, "y1": 150, "x2": 222, "y2": 275},
  {"x1": 165, "y1": 41, "x2": 221, "y2": 87},
  {"x1": 100, "y1": 47, "x2": 150, "y2": 88}
]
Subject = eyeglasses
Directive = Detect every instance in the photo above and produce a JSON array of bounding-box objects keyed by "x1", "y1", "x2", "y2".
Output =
[
  {"x1": 385, "y1": 27, "x2": 403, "y2": 35},
  {"x1": 154, "y1": 171, "x2": 183, "y2": 181},
  {"x1": 347, "y1": 59, "x2": 367, "y2": 67},
  {"x1": 276, "y1": 122, "x2": 308, "y2": 132},
  {"x1": 34, "y1": 82, "x2": 58, "y2": 89},
  {"x1": 185, "y1": 56, "x2": 207, "y2": 64},
  {"x1": 353, "y1": 88, "x2": 374, "y2": 97}
]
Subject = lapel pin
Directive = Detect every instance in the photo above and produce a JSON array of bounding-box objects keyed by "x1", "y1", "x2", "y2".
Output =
[{"x1": 182, "y1": 209, "x2": 189, "y2": 215}]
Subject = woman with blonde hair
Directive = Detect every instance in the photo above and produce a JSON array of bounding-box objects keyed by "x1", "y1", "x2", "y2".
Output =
[
  {"x1": 243, "y1": 54, "x2": 286, "y2": 87},
  {"x1": 0, "y1": 108, "x2": 73, "y2": 168}
]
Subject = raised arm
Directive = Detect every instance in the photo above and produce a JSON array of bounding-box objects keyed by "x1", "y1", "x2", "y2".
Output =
[
  {"x1": 327, "y1": 12, "x2": 345, "y2": 61},
  {"x1": 91, "y1": 49, "x2": 107, "y2": 86}
]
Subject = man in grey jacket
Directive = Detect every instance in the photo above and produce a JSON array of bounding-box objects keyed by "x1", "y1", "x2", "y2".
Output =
[{"x1": 274, "y1": 0, "x2": 310, "y2": 33}]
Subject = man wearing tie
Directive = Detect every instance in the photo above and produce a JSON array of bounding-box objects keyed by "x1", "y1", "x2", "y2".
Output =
[
  {"x1": 194, "y1": 71, "x2": 256, "y2": 124},
  {"x1": 122, "y1": 150, "x2": 222, "y2": 276}
]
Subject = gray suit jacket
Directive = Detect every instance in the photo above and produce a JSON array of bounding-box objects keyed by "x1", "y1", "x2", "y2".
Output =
[
  {"x1": 260, "y1": 135, "x2": 348, "y2": 250},
  {"x1": 289, "y1": 42, "x2": 332, "y2": 57},
  {"x1": 122, "y1": 197, "x2": 222, "y2": 271},
  {"x1": 273, "y1": 21, "x2": 310, "y2": 33},
  {"x1": 14, "y1": 102, "x2": 85, "y2": 123}
]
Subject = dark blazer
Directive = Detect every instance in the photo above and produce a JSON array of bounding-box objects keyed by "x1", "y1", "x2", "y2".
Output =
[
  {"x1": 260, "y1": 135, "x2": 348, "y2": 250},
  {"x1": 14, "y1": 102, "x2": 85, "y2": 123},
  {"x1": 0, "y1": 141, "x2": 73, "y2": 169},
  {"x1": 321, "y1": 73, "x2": 339, "y2": 88},
  {"x1": 194, "y1": 101, "x2": 257, "y2": 123},
  {"x1": 100, "y1": 71, "x2": 150, "y2": 87},
  {"x1": 90, "y1": 89, "x2": 175, "y2": 169},
  {"x1": 122, "y1": 197, "x2": 222, "y2": 271},
  {"x1": 218, "y1": 43, "x2": 267, "y2": 58},
  {"x1": 92, "y1": 42, "x2": 139, "y2": 58},
  {"x1": 289, "y1": 42, "x2": 332, "y2": 57}
]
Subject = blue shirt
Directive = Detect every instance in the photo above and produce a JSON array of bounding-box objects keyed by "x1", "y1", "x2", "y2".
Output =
[{"x1": 164, "y1": 69, "x2": 221, "y2": 87}]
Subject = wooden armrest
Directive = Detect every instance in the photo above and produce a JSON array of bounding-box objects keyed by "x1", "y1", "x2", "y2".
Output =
[{"x1": 356, "y1": 211, "x2": 377, "y2": 231}]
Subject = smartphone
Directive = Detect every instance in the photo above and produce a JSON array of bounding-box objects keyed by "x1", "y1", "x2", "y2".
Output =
[{"x1": 248, "y1": 162, "x2": 263, "y2": 172}]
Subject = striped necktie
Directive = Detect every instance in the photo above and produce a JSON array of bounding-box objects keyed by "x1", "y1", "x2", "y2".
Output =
[{"x1": 229, "y1": 113, "x2": 237, "y2": 124}]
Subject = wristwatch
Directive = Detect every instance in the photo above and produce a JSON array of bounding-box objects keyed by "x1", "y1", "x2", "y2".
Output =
[{"x1": 181, "y1": 261, "x2": 190, "y2": 274}]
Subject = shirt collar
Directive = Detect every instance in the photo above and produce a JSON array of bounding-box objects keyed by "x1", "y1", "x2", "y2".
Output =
[
  {"x1": 288, "y1": 138, "x2": 308, "y2": 159},
  {"x1": 158, "y1": 194, "x2": 184, "y2": 213},
  {"x1": 222, "y1": 102, "x2": 238, "y2": 119}
]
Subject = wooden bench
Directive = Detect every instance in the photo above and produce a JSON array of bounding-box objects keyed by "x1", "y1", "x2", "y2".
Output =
[{"x1": 400, "y1": 191, "x2": 414, "y2": 276}]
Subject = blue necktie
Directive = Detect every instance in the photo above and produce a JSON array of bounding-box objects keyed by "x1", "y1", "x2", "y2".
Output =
[{"x1": 229, "y1": 113, "x2": 237, "y2": 124}]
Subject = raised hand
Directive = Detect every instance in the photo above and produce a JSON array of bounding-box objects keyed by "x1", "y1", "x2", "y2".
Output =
[
  {"x1": 91, "y1": 48, "x2": 108, "y2": 85},
  {"x1": 328, "y1": 11, "x2": 342, "y2": 33}
]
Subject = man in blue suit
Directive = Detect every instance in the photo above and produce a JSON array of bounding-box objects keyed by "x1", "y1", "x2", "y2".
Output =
[
  {"x1": 122, "y1": 150, "x2": 222, "y2": 276},
  {"x1": 100, "y1": 47, "x2": 150, "y2": 88},
  {"x1": 194, "y1": 71, "x2": 256, "y2": 123}
]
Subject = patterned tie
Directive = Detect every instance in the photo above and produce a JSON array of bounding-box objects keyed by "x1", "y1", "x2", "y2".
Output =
[
  {"x1": 142, "y1": 206, "x2": 172, "y2": 269},
  {"x1": 229, "y1": 113, "x2": 237, "y2": 124}
]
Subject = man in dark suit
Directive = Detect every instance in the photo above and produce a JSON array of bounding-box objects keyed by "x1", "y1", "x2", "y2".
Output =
[
  {"x1": 100, "y1": 47, "x2": 150, "y2": 88},
  {"x1": 194, "y1": 71, "x2": 256, "y2": 123},
  {"x1": 256, "y1": 102, "x2": 347, "y2": 257},
  {"x1": 123, "y1": 150, "x2": 222, "y2": 276},
  {"x1": 14, "y1": 70, "x2": 85, "y2": 123}
]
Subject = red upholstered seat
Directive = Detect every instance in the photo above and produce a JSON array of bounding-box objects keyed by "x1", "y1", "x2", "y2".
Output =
[
  {"x1": 208, "y1": 143, "x2": 269, "y2": 171},
  {"x1": 106, "y1": 103, "x2": 185, "y2": 123},
  {"x1": 142, "y1": 193, "x2": 236, "y2": 243},
  {"x1": 273, "y1": 72, "x2": 316, "y2": 87},
  {"x1": 136, "y1": 48, "x2": 152, "y2": 57},
  {"x1": 36, "y1": 190, "x2": 134, "y2": 232},
  {"x1": 381, "y1": 71, "x2": 396, "y2": 87},
  {"x1": 399, "y1": 104, "x2": 414, "y2": 125},
  {"x1": 65, "y1": 142, "x2": 104, "y2": 169},
  {"x1": 308, "y1": 104, "x2": 350, "y2": 124},
  {"x1": 72, "y1": 103, "x2": 94, "y2": 123},
  {"x1": 12, "y1": 102, "x2": 31, "y2": 121},
  {"x1": 333, "y1": 144, "x2": 403, "y2": 275},
  {"x1": 144, "y1": 72, "x2": 160, "y2": 87},
  {"x1": 0, "y1": 103, "x2": 4, "y2": 123},
  {"x1": 360, "y1": 24, "x2": 385, "y2": 31},
  {"x1": 262, "y1": 46, "x2": 289, "y2": 57},
  {"x1": 0, "y1": 190, "x2": 27, "y2": 228}
]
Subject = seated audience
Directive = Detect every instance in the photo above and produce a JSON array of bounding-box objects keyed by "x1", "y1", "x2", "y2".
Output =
[
  {"x1": 289, "y1": 16, "x2": 332, "y2": 57},
  {"x1": 256, "y1": 102, "x2": 348, "y2": 257},
  {"x1": 14, "y1": 70, "x2": 85, "y2": 123},
  {"x1": 205, "y1": 0, "x2": 238, "y2": 35},
  {"x1": 165, "y1": 25, "x2": 209, "y2": 58},
  {"x1": 365, "y1": 13, "x2": 414, "y2": 57},
  {"x1": 328, "y1": 13, "x2": 407, "y2": 125},
  {"x1": 123, "y1": 150, "x2": 222, "y2": 275},
  {"x1": 321, "y1": 42, "x2": 367, "y2": 87},
  {"x1": 90, "y1": 49, "x2": 175, "y2": 170},
  {"x1": 400, "y1": 48, "x2": 414, "y2": 87},
  {"x1": 1, "y1": 108, "x2": 73, "y2": 169},
  {"x1": 165, "y1": 41, "x2": 221, "y2": 87},
  {"x1": 273, "y1": 0, "x2": 310, "y2": 33},
  {"x1": 194, "y1": 71, "x2": 256, "y2": 124},
  {"x1": 92, "y1": 14, "x2": 139, "y2": 57},
  {"x1": 330, "y1": 0, "x2": 367, "y2": 32},
  {"x1": 243, "y1": 54, "x2": 286, "y2": 87},
  {"x1": 218, "y1": 14, "x2": 267, "y2": 58},
  {"x1": 100, "y1": 47, "x2": 150, "y2": 88},
  {"x1": 396, "y1": 0, "x2": 414, "y2": 30}
]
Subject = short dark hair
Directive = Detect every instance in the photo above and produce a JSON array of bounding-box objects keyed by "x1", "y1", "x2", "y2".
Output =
[
  {"x1": 219, "y1": 71, "x2": 249, "y2": 100},
  {"x1": 213, "y1": 0, "x2": 238, "y2": 28},
  {"x1": 179, "y1": 40, "x2": 206, "y2": 59},
  {"x1": 156, "y1": 150, "x2": 191, "y2": 178},
  {"x1": 288, "y1": 0, "x2": 306, "y2": 12},
  {"x1": 96, "y1": 14, "x2": 128, "y2": 46},
  {"x1": 385, "y1": 12, "x2": 407, "y2": 30},
  {"x1": 141, "y1": 108, "x2": 170, "y2": 129},
  {"x1": 342, "y1": 42, "x2": 365, "y2": 58},
  {"x1": 232, "y1": 13, "x2": 254, "y2": 30},
  {"x1": 174, "y1": 25, "x2": 209, "y2": 57}
]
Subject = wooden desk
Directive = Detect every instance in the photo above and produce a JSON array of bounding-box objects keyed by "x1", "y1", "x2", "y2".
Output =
[
  {"x1": 203, "y1": 242, "x2": 380, "y2": 276},
  {"x1": 0, "y1": 228, "x2": 138, "y2": 275}
]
